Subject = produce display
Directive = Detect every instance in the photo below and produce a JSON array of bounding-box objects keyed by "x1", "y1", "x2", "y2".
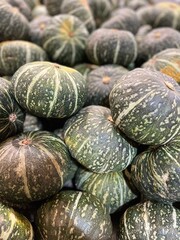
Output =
[{"x1": 0, "y1": 0, "x2": 179, "y2": 240}]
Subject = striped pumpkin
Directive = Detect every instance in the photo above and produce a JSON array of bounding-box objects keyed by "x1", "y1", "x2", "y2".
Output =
[
  {"x1": 11, "y1": 61, "x2": 87, "y2": 118},
  {"x1": 74, "y1": 63, "x2": 98, "y2": 78},
  {"x1": 35, "y1": 190, "x2": 113, "y2": 240},
  {"x1": 0, "y1": 40, "x2": 48, "y2": 76},
  {"x1": 0, "y1": 202, "x2": 34, "y2": 240},
  {"x1": 0, "y1": 131, "x2": 76, "y2": 203},
  {"x1": 142, "y1": 48, "x2": 180, "y2": 84},
  {"x1": 0, "y1": 77, "x2": 25, "y2": 142},
  {"x1": 109, "y1": 68, "x2": 180, "y2": 145},
  {"x1": 75, "y1": 168, "x2": 137, "y2": 214},
  {"x1": 63, "y1": 105, "x2": 137, "y2": 173},
  {"x1": 7, "y1": 0, "x2": 32, "y2": 21},
  {"x1": 118, "y1": 201, "x2": 180, "y2": 240}
]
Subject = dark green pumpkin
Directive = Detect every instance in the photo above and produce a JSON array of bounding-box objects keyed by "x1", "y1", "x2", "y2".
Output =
[
  {"x1": 63, "y1": 105, "x2": 137, "y2": 173},
  {"x1": 0, "y1": 202, "x2": 34, "y2": 239},
  {"x1": 35, "y1": 190, "x2": 113, "y2": 240},
  {"x1": 74, "y1": 63, "x2": 98, "y2": 79},
  {"x1": 12, "y1": 61, "x2": 87, "y2": 118},
  {"x1": 117, "y1": 200, "x2": 180, "y2": 240},
  {"x1": 0, "y1": 40, "x2": 48, "y2": 76},
  {"x1": 0, "y1": 77, "x2": 25, "y2": 142},
  {"x1": 0, "y1": 130, "x2": 76, "y2": 203},
  {"x1": 44, "y1": 0, "x2": 63, "y2": 16},
  {"x1": 7, "y1": 0, "x2": 32, "y2": 21},
  {"x1": 109, "y1": 68, "x2": 180, "y2": 145}
]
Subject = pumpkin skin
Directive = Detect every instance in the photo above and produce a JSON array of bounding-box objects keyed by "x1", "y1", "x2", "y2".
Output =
[
  {"x1": 0, "y1": 1, "x2": 30, "y2": 41},
  {"x1": 131, "y1": 134, "x2": 180, "y2": 203},
  {"x1": 109, "y1": 68, "x2": 180, "y2": 145},
  {"x1": 63, "y1": 105, "x2": 137, "y2": 173},
  {"x1": 74, "y1": 63, "x2": 98, "y2": 79},
  {"x1": 0, "y1": 202, "x2": 34, "y2": 240},
  {"x1": 142, "y1": 48, "x2": 180, "y2": 84},
  {"x1": 41, "y1": 14, "x2": 89, "y2": 66},
  {"x1": 35, "y1": 190, "x2": 113, "y2": 240},
  {"x1": 75, "y1": 168, "x2": 137, "y2": 214},
  {"x1": 117, "y1": 201, "x2": 180, "y2": 240},
  {"x1": 12, "y1": 61, "x2": 87, "y2": 118},
  {"x1": 0, "y1": 131, "x2": 75, "y2": 203},
  {"x1": 31, "y1": 4, "x2": 49, "y2": 19},
  {"x1": 44, "y1": 0, "x2": 64, "y2": 16},
  {"x1": 0, "y1": 77, "x2": 25, "y2": 142},
  {"x1": 0, "y1": 40, "x2": 48, "y2": 76},
  {"x1": 85, "y1": 28, "x2": 137, "y2": 67},
  {"x1": 7, "y1": 0, "x2": 32, "y2": 21}
]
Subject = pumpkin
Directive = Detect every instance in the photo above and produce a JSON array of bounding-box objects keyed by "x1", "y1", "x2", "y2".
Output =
[
  {"x1": 0, "y1": 77, "x2": 25, "y2": 142},
  {"x1": 41, "y1": 14, "x2": 89, "y2": 66},
  {"x1": 142, "y1": 48, "x2": 180, "y2": 84},
  {"x1": 109, "y1": 68, "x2": 180, "y2": 145},
  {"x1": 31, "y1": 4, "x2": 49, "y2": 18},
  {"x1": 0, "y1": 130, "x2": 76, "y2": 203},
  {"x1": 0, "y1": 202, "x2": 34, "y2": 240},
  {"x1": 63, "y1": 105, "x2": 137, "y2": 173},
  {"x1": 35, "y1": 190, "x2": 113, "y2": 240},
  {"x1": 117, "y1": 200, "x2": 180, "y2": 240},
  {"x1": 0, "y1": 1, "x2": 30, "y2": 41},
  {"x1": 0, "y1": 40, "x2": 48, "y2": 76},
  {"x1": 131, "y1": 133, "x2": 180, "y2": 203},
  {"x1": 85, "y1": 28, "x2": 137, "y2": 67},
  {"x1": 126, "y1": 0, "x2": 149, "y2": 10},
  {"x1": 75, "y1": 168, "x2": 137, "y2": 214},
  {"x1": 11, "y1": 61, "x2": 87, "y2": 118},
  {"x1": 7, "y1": 0, "x2": 32, "y2": 21},
  {"x1": 74, "y1": 63, "x2": 98, "y2": 79},
  {"x1": 44, "y1": 0, "x2": 63, "y2": 16}
]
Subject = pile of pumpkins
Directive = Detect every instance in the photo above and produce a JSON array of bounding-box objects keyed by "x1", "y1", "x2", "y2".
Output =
[{"x1": 0, "y1": 0, "x2": 179, "y2": 239}]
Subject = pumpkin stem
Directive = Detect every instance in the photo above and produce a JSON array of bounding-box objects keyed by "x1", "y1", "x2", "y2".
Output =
[
  {"x1": 107, "y1": 115, "x2": 114, "y2": 123},
  {"x1": 9, "y1": 113, "x2": 17, "y2": 122},
  {"x1": 19, "y1": 138, "x2": 32, "y2": 146}
]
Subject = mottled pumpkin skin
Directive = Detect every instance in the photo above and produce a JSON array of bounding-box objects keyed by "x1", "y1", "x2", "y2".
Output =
[
  {"x1": 109, "y1": 68, "x2": 180, "y2": 145},
  {"x1": 74, "y1": 63, "x2": 98, "y2": 79},
  {"x1": 0, "y1": 77, "x2": 25, "y2": 143},
  {"x1": 131, "y1": 134, "x2": 180, "y2": 203},
  {"x1": 12, "y1": 61, "x2": 87, "y2": 118},
  {"x1": 63, "y1": 105, "x2": 137, "y2": 173},
  {"x1": 142, "y1": 48, "x2": 180, "y2": 84},
  {"x1": 0, "y1": 131, "x2": 75, "y2": 203},
  {"x1": 118, "y1": 201, "x2": 180, "y2": 240},
  {"x1": 0, "y1": 40, "x2": 48, "y2": 76},
  {"x1": 0, "y1": 202, "x2": 34, "y2": 240},
  {"x1": 86, "y1": 28, "x2": 137, "y2": 67},
  {"x1": 75, "y1": 168, "x2": 137, "y2": 214},
  {"x1": 35, "y1": 190, "x2": 113, "y2": 240},
  {"x1": 0, "y1": 1, "x2": 30, "y2": 41},
  {"x1": 44, "y1": 0, "x2": 64, "y2": 16},
  {"x1": 7, "y1": 0, "x2": 32, "y2": 21}
]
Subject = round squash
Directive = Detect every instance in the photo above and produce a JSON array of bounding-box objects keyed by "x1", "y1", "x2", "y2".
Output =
[
  {"x1": 0, "y1": 202, "x2": 33, "y2": 240},
  {"x1": 12, "y1": 61, "x2": 87, "y2": 118},
  {"x1": 7, "y1": 0, "x2": 32, "y2": 21},
  {"x1": 0, "y1": 77, "x2": 25, "y2": 142},
  {"x1": 0, "y1": 40, "x2": 48, "y2": 76},
  {"x1": 44, "y1": 0, "x2": 63, "y2": 16},
  {"x1": 63, "y1": 105, "x2": 137, "y2": 173},
  {"x1": 109, "y1": 68, "x2": 180, "y2": 145},
  {"x1": 117, "y1": 200, "x2": 180, "y2": 240},
  {"x1": 0, "y1": 130, "x2": 76, "y2": 203},
  {"x1": 74, "y1": 63, "x2": 98, "y2": 79},
  {"x1": 35, "y1": 190, "x2": 113, "y2": 240}
]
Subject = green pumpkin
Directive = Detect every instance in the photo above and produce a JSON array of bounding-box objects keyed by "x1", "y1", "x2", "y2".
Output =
[
  {"x1": 117, "y1": 201, "x2": 180, "y2": 240},
  {"x1": 35, "y1": 190, "x2": 113, "y2": 240},
  {"x1": 12, "y1": 61, "x2": 87, "y2": 118},
  {"x1": 0, "y1": 77, "x2": 25, "y2": 142},
  {"x1": 0, "y1": 202, "x2": 33, "y2": 240},
  {"x1": 7, "y1": 0, "x2": 32, "y2": 21},
  {"x1": 0, "y1": 130, "x2": 76, "y2": 203},
  {"x1": 44, "y1": 0, "x2": 64, "y2": 16},
  {"x1": 109, "y1": 68, "x2": 180, "y2": 145},
  {"x1": 63, "y1": 105, "x2": 137, "y2": 173},
  {"x1": 74, "y1": 63, "x2": 98, "y2": 79}
]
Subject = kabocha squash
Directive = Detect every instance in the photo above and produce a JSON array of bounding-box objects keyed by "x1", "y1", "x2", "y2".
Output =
[
  {"x1": 12, "y1": 61, "x2": 87, "y2": 118},
  {"x1": 126, "y1": 0, "x2": 149, "y2": 10},
  {"x1": 109, "y1": 68, "x2": 180, "y2": 145},
  {"x1": 0, "y1": 40, "x2": 48, "y2": 76},
  {"x1": 85, "y1": 64, "x2": 128, "y2": 107},
  {"x1": 63, "y1": 105, "x2": 137, "y2": 173},
  {"x1": 75, "y1": 168, "x2": 137, "y2": 214},
  {"x1": 117, "y1": 200, "x2": 180, "y2": 240},
  {"x1": 85, "y1": 28, "x2": 137, "y2": 67},
  {"x1": 60, "y1": 0, "x2": 95, "y2": 33},
  {"x1": 31, "y1": 4, "x2": 49, "y2": 19},
  {"x1": 0, "y1": 202, "x2": 34, "y2": 240},
  {"x1": 131, "y1": 134, "x2": 180, "y2": 203},
  {"x1": 44, "y1": 0, "x2": 64, "y2": 16},
  {"x1": 41, "y1": 14, "x2": 89, "y2": 66},
  {"x1": 7, "y1": 0, "x2": 32, "y2": 21},
  {"x1": 35, "y1": 190, "x2": 113, "y2": 240},
  {"x1": 74, "y1": 63, "x2": 98, "y2": 78},
  {"x1": 0, "y1": 77, "x2": 25, "y2": 142},
  {"x1": 142, "y1": 48, "x2": 180, "y2": 84},
  {"x1": 0, "y1": 1, "x2": 30, "y2": 41},
  {"x1": 0, "y1": 131, "x2": 76, "y2": 203}
]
